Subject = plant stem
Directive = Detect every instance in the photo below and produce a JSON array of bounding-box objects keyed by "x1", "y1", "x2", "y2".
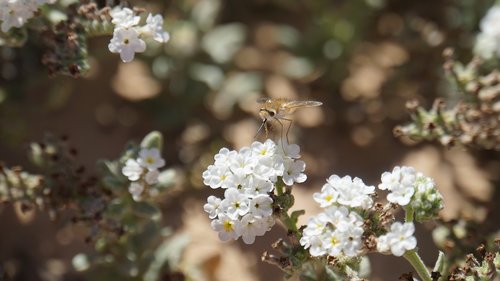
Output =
[
  {"x1": 404, "y1": 250, "x2": 432, "y2": 281},
  {"x1": 405, "y1": 206, "x2": 414, "y2": 223}
]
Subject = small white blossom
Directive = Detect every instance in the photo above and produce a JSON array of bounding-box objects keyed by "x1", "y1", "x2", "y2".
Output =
[
  {"x1": 0, "y1": 0, "x2": 37, "y2": 32},
  {"x1": 202, "y1": 165, "x2": 235, "y2": 189},
  {"x1": 143, "y1": 13, "x2": 170, "y2": 43},
  {"x1": 313, "y1": 184, "x2": 338, "y2": 208},
  {"x1": 144, "y1": 170, "x2": 159, "y2": 185},
  {"x1": 377, "y1": 222, "x2": 417, "y2": 257},
  {"x1": 110, "y1": 7, "x2": 140, "y2": 28},
  {"x1": 245, "y1": 177, "x2": 273, "y2": 196},
  {"x1": 128, "y1": 182, "x2": 144, "y2": 201},
  {"x1": 249, "y1": 194, "x2": 273, "y2": 217},
  {"x1": 211, "y1": 214, "x2": 239, "y2": 241},
  {"x1": 221, "y1": 188, "x2": 250, "y2": 218},
  {"x1": 235, "y1": 214, "x2": 272, "y2": 244},
  {"x1": 204, "y1": 195, "x2": 222, "y2": 219},
  {"x1": 138, "y1": 148, "x2": 165, "y2": 171},
  {"x1": 122, "y1": 159, "x2": 143, "y2": 181},
  {"x1": 282, "y1": 159, "x2": 306, "y2": 186},
  {"x1": 108, "y1": 28, "x2": 146, "y2": 62}
]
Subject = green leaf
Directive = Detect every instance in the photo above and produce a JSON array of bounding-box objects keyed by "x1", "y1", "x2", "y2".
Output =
[
  {"x1": 132, "y1": 201, "x2": 162, "y2": 220},
  {"x1": 143, "y1": 234, "x2": 190, "y2": 281},
  {"x1": 141, "y1": 131, "x2": 163, "y2": 151},
  {"x1": 432, "y1": 251, "x2": 446, "y2": 280},
  {"x1": 290, "y1": 210, "x2": 305, "y2": 224}
]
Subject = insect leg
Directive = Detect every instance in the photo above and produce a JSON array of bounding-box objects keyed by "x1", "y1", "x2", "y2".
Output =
[
  {"x1": 281, "y1": 117, "x2": 293, "y2": 146},
  {"x1": 255, "y1": 120, "x2": 266, "y2": 139}
]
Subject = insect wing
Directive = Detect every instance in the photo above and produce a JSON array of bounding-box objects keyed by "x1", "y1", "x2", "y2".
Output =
[{"x1": 281, "y1": 100, "x2": 323, "y2": 110}]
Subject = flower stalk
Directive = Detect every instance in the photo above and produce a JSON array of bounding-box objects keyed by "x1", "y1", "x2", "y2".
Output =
[{"x1": 404, "y1": 250, "x2": 432, "y2": 281}]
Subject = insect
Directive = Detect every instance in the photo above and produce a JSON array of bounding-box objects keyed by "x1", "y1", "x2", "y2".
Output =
[{"x1": 256, "y1": 97, "x2": 323, "y2": 144}]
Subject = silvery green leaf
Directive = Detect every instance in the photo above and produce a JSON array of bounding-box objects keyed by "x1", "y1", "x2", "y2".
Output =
[
  {"x1": 141, "y1": 131, "x2": 164, "y2": 151},
  {"x1": 133, "y1": 201, "x2": 162, "y2": 220},
  {"x1": 202, "y1": 23, "x2": 246, "y2": 64},
  {"x1": 192, "y1": 0, "x2": 221, "y2": 31},
  {"x1": 144, "y1": 234, "x2": 190, "y2": 281}
]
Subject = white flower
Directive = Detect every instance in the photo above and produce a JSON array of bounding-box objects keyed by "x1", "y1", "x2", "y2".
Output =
[
  {"x1": 302, "y1": 213, "x2": 329, "y2": 237},
  {"x1": 235, "y1": 214, "x2": 270, "y2": 244},
  {"x1": 278, "y1": 141, "x2": 301, "y2": 159},
  {"x1": 249, "y1": 194, "x2": 273, "y2": 217},
  {"x1": 204, "y1": 195, "x2": 222, "y2": 219},
  {"x1": 244, "y1": 177, "x2": 273, "y2": 196},
  {"x1": 144, "y1": 170, "x2": 159, "y2": 185},
  {"x1": 313, "y1": 183, "x2": 338, "y2": 208},
  {"x1": 108, "y1": 28, "x2": 146, "y2": 63},
  {"x1": 336, "y1": 220, "x2": 364, "y2": 257},
  {"x1": 128, "y1": 182, "x2": 144, "y2": 201},
  {"x1": 323, "y1": 175, "x2": 374, "y2": 209},
  {"x1": 110, "y1": 7, "x2": 140, "y2": 28},
  {"x1": 251, "y1": 140, "x2": 277, "y2": 158},
  {"x1": 377, "y1": 222, "x2": 417, "y2": 257},
  {"x1": 211, "y1": 213, "x2": 239, "y2": 241},
  {"x1": 202, "y1": 165, "x2": 235, "y2": 189},
  {"x1": 474, "y1": 5, "x2": 500, "y2": 59},
  {"x1": 220, "y1": 188, "x2": 250, "y2": 218},
  {"x1": 214, "y1": 148, "x2": 237, "y2": 169},
  {"x1": 122, "y1": 159, "x2": 143, "y2": 181},
  {"x1": 324, "y1": 230, "x2": 344, "y2": 257},
  {"x1": 0, "y1": 0, "x2": 36, "y2": 32},
  {"x1": 143, "y1": 13, "x2": 170, "y2": 43},
  {"x1": 138, "y1": 148, "x2": 165, "y2": 171},
  {"x1": 379, "y1": 166, "x2": 417, "y2": 206},
  {"x1": 228, "y1": 148, "x2": 257, "y2": 176},
  {"x1": 282, "y1": 159, "x2": 306, "y2": 186}
]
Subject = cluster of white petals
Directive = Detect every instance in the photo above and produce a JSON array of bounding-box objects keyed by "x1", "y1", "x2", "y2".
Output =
[
  {"x1": 300, "y1": 206, "x2": 365, "y2": 257},
  {"x1": 313, "y1": 175, "x2": 375, "y2": 210},
  {"x1": 122, "y1": 148, "x2": 165, "y2": 201},
  {"x1": 378, "y1": 166, "x2": 418, "y2": 206},
  {"x1": 202, "y1": 140, "x2": 307, "y2": 244},
  {"x1": 301, "y1": 173, "x2": 374, "y2": 258},
  {"x1": 474, "y1": 5, "x2": 500, "y2": 59},
  {"x1": 376, "y1": 222, "x2": 417, "y2": 256},
  {"x1": 378, "y1": 166, "x2": 443, "y2": 219},
  {"x1": 108, "y1": 7, "x2": 170, "y2": 62},
  {"x1": 0, "y1": 0, "x2": 55, "y2": 32}
]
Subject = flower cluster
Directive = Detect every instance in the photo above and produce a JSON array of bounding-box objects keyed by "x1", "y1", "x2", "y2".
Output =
[
  {"x1": 379, "y1": 166, "x2": 443, "y2": 221},
  {"x1": 474, "y1": 5, "x2": 500, "y2": 59},
  {"x1": 0, "y1": 0, "x2": 55, "y2": 33},
  {"x1": 202, "y1": 140, "x2": 307, "y2": 244},
  {"x1": 121, "y1": 148, "x2": 165, "y2": 201},
  {"x1": 301, "y1": 167, "x2": 442, "y2": 258},
  {"x1": 301, "y1": 175, "x2": 374, "y2": 257},
  {"x1": 108, "y1": 7, "x2": 170, "y2": 62},
  {"x1": 300, "y1": 206, "x2": 365, "y2": 257}
]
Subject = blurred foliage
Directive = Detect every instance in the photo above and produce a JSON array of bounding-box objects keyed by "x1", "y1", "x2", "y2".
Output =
[{"x1": 0, "y1": 132, "x2": 187, "y2": 281}]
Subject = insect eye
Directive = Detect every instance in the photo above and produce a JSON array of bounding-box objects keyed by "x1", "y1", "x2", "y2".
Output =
[{"x1": 269, "y1": 110, "x2": 276, "y2": 117}]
